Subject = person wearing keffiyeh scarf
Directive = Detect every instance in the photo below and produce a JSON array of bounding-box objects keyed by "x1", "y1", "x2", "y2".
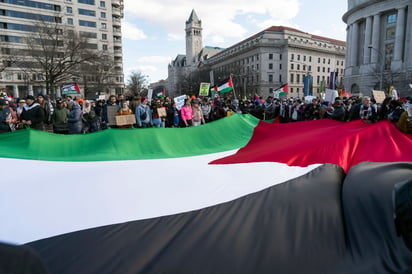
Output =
[{"x1": 359, "y1": 96, "x2": 377, "y2": 123}]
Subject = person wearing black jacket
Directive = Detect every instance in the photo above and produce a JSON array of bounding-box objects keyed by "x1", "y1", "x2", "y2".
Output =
[{"x1": 20, "y1": 95, "x2": 45, "y2": 130}]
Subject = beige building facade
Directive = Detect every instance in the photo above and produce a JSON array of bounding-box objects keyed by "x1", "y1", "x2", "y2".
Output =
[
  {"x1": 0, "y1": 0, "x2": 124, "y2": 99},
  {"x1": 343, "y1": 0, "x2": 412, "y2": 96},
  {"x1": 205, "y1": 26, "x2": 346, "y2": 99}
]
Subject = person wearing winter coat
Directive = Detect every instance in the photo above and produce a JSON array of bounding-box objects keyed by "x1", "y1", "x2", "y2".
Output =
[
  {"x1": 0, "y1": 99, "x2": 12, "y2": 133},
  {"x1": 51, "y1": 99, "x2": 69, "y2": 134},
  {"x1": 20, "y1": 95, "x2": 45, "y2": 130},
  {"x1": 180, "y1": 99, "x2": 193, "y2": 127},
  {"x1": 135, "y1": 97, "x2": 152, "y2": 128},
  {"x1": 67, "y1": 101, "x2": 83, "y2": 134}
]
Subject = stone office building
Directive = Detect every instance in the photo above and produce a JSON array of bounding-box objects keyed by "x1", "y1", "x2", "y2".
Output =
[
  {"x1": 204, "y1": 26, "x2": 346, "y2": 99},
  {"x1": 0, "y1": 0, "x2": 125, "y2": 99},
  {"x1": 343, "y1": 0, "x2": 412, "y2": 96}
]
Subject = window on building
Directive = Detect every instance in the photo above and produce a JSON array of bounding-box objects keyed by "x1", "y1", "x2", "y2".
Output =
[
  {"x1": 385, "y1": 43, "x2": 394, "y2": 69},
  {"x1": 279, "y1": 63, "x2": 282, "y2": 70},
  {"x1": 328, "y1": 59, "x2": 330, "y2": 64},
  {"x1": 291, "y1": 54, "x2": 294, "y2": 60},
  {"x1": 269, "y1": 74, "x2": 273, "y2": 82},
  {"x1": 67, "y1": 18, "x2": 73, "y2": 25},
  {"x1": 78, "y1": 0, "x2": 95, "y2": 5},
  {"x1": 101, "y1": 22, "x2": 107, "y2": 29},
  {"x1": 256, "y1": 64, "x2": 259, "y2": 71},
  {"x1": 102, "y1": 44, "x2": 108, "y2": 51},
  {"x1": 79, "y1": 8, "x2": 95, "y2": 16},
  {"x1": 269, "y1": 53, "x2": 273, "y2": 60},
  {"x1": 317, "y1": 75, "x2": 320, "y2": 84},
  {"x1": 297, "y1": 54, "x2": 300, "y2": 61},
  {"x1": 308, "y1": 65, "x2": 311, "y2": 71},
  {"x1": 303, "y1": 56, "x2": 306, "y2": 61},
  {"x1": 297, "y1": 74, "x2": 300, "y2": 83},
  {"x1": 290, "y1": 87, "x2": 294, "y2": 93},
  {"x1": 309, "y1": 56, "x2": 312, "y2": 62},
  {"x1": 322, "y1": 67, "x2": 325, "y2": 72},
  {"x1": 318, "y1": 57, "x2": 320, "y2": 63},
  {"x1": 290, "y1": 73, "x2": 294, "y2": 83},
  {"x1": 323, "y1": 58, "x2": 326, "y2": 64},
  {"x1": 317, "y1": 66, "x2": 320, "y2": 72},
  {"x1": 257, "y1": 54, "x2": 260, "y2": 61},
  {"x1": 291, "y1": 64, "x2": 294, "y2": 70},
  {"x1": 67, "y1": 7, "x2": 73, "y2": 13},
  {"x1": 102, "y1": 33, "x2": 107, "y2": 40},
  {"x1": 327, "y1": 68, "x2": 330, "y2": 73},
  {"x1": 100, "y1": 12, "x2": 106, "y2": 18},
  {"x1": 336, "y1": 60, "x2": 339, "y2": 66},
  {"x1": 279, "y1": 54, "x2": 281, "y2": 60},
  {"x1": 100, "y1": 1, "x2": 105, "y2": 7},
  {"x1": 297, "y1": 64, "x2": 300, "y2": 70},
  {"x1": 79, "y1": 20, "x2": 96, "y2": 27},
  {"x1": 386, "y1": 27, "x2": 396, "y2": 39},
  {"x1": 279, "y1": 74, "x2": 282, "y2": 82},
  {"x1": 387, "y1": 13, "x2": 397, "y2": 24},
  {"x1": 269, "y1": 63, "x2": 273, "y2": 70}
]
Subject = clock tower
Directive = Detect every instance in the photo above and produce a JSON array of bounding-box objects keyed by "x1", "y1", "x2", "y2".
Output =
[{"x1": 185, "y1": 9, "x2": 203, "y2": 66}]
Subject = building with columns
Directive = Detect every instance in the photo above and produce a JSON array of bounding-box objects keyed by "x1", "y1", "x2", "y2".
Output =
[
  {"x1": 203, "y1": 26, "x2": 345, "y2": 99},
  {"x1": 166, "y1": 10, "x2": 346, "y2": 99},
  {"x1": 343, "y1": 0, "x2": 412, "y2": 96},
  {"x1": 0, "y1": 0, "x2": 125, "y2": 99}
]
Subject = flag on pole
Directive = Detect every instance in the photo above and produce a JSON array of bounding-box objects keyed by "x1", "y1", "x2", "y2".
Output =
[
  {"x1": 273, "y1": 83, "x2": 288, "y2": 98},
  {"x1": 214, "y1": 77, "x2": 234, "y2": 93},
  {"x1": 61, "y1": 83, "x2": 81, "y2": 95},
  {"x1": 156, "y1": 90, "x2": 165, "y2": 98},
  {"x1": 329, "y1": 72, "x2": 338, "y2": 89},
  {"x1": 303, "y1": 76, "x2": 313, "y2": 96},
  {"x1": 320, "y1": 80, "x2": 325, "y2": 94}
]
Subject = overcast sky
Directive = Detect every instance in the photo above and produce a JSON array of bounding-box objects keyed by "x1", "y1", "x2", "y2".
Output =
[{"x1": 122, "y1": 0, "x2": 348, "y2": 83}]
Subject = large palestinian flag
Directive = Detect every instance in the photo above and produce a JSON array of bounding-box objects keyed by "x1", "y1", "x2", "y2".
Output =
[{"x1": 0, "y1": 114, "x2": 411, "y2": 274}]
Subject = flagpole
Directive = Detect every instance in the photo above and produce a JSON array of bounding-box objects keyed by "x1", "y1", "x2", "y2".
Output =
[{"x1": 230, "y1": 74, "x2": 237, "y2": 100}]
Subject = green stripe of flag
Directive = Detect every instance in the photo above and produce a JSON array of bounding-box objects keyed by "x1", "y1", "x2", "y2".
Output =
[{"x1": 0, "y1": 114, "x2": 260, "y2": 162}]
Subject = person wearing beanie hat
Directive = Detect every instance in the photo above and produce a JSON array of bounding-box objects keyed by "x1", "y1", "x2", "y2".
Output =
[{"x1": 20, "y1": 95, "x2": 45, "y2": 130}]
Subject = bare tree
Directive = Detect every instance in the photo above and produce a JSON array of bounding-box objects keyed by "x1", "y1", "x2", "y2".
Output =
[
  {"x1": 77, "y1": 54, "x2": 118, "y2": 99},
  {"x1": 16, "y1": 20, "x2": 103, "y2": 96},
  {"x1": 126, "y1": 71, "x2": 147, "y2": 95}
]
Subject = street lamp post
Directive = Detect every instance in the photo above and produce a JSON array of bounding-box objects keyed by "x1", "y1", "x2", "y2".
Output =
[{"x1": 368, "y1": 45, "x2": 384, "y2": 91}]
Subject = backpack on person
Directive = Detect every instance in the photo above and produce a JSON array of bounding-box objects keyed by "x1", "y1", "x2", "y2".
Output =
[{"x1": 139, "y1": 106, "x2": 147, "y2": 120}]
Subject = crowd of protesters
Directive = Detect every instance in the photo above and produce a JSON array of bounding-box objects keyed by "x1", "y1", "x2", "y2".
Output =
[{"x1": 0, "y1": 92, "x2": 411, "y2": 135}]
